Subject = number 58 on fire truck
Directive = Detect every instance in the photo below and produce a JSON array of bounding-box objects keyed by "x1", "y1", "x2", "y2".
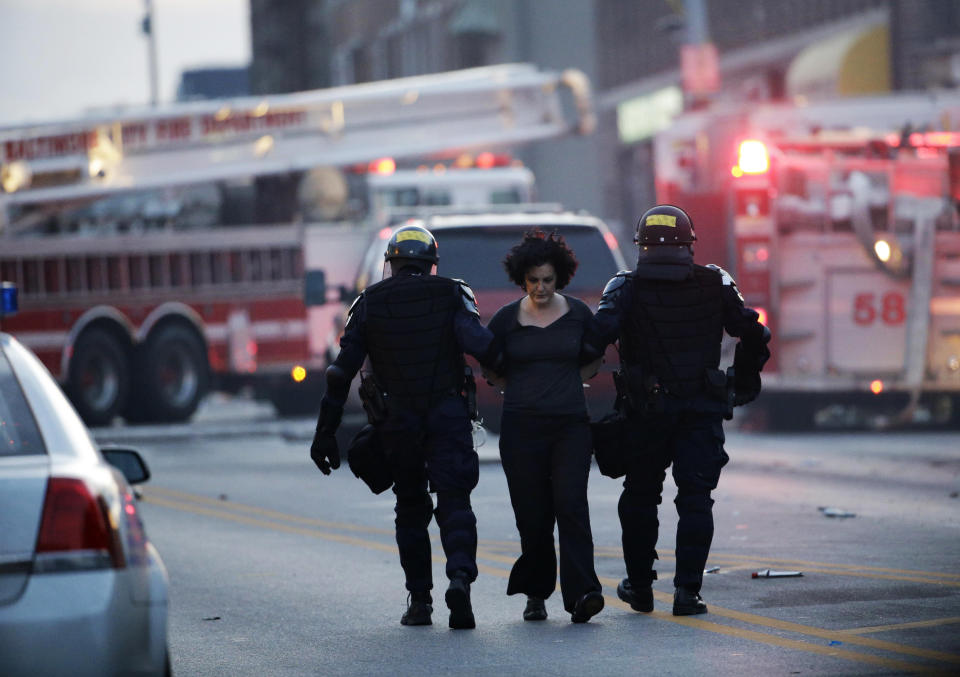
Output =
[{"x1": 654, "y1": 93, "x2": 960, "y2": 427}]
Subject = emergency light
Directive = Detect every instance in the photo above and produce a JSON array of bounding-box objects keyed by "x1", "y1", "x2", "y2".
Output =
[
  {"x1": 735, "y1": 140, "x2": 770, "y2": 175},
  {"x1": 0, "y1": 282, "x2": 18, "y2": 318}
]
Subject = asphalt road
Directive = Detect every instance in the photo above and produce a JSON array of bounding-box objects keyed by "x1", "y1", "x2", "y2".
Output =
[{"x1": 95, "y1": 397, "x2": 960, "y2": 676}]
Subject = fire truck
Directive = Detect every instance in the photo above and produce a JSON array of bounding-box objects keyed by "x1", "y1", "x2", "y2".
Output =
[
  {"x1": 654, "y1": 93, "x2": 960, "y2": 427},
  {"x1": 0, "y1": 64, "x2": 594, "y2": 425}
]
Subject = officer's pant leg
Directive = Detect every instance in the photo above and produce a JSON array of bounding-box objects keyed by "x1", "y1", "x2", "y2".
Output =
[
  {"x1": 671, "y1": 414, "x2": 728, "y2": 593},
  {"x1": 385, "y1": 412, "x2": 434, "y2": 594},
  {"x1": 499, "y1": 411, "x2": 558, "y2": 601},
  {"x1": 426, "y1": 397, "x2": 479, "y2": 583},
  {"x1": 550, "y1": 417, "x2": 602, "y2": 612},
  {"x1": 619, "y1": 416, "x2": 673, "y2": 585}
]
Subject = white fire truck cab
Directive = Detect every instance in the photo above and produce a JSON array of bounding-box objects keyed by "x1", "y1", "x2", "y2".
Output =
[{"x1": 654, "y1": 93, "x2": 960, "y2": 427}]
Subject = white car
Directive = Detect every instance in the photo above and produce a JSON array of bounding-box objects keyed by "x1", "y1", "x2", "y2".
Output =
[{"x1": 0, "y1": 284, "x2": 170, "y2": 677}]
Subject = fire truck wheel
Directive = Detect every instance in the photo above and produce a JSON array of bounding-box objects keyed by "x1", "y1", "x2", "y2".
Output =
[
  {"x1": 66, "y1": 328, "x2": 131, "y2": 427},
  {"x1": 135, "y1": 324, "x2": 210, "y2": 423}
]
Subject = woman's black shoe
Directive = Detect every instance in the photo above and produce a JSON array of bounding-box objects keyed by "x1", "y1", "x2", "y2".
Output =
[
  {"x1": 672, "y1": 587, "x2": 708, "y2": 616},
  {"x1": 616, "y1": 578, "x2": 654, "y2": 612},
  {"x1": 570, "y1": 591, "x2": 604, "y2": 623},
  {"x1": 523, "y1": 596, "x2": 547, "y2": 621}
]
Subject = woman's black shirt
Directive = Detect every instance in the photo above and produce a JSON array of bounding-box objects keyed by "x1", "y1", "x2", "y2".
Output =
[{"x1": 486, "y1": 295, "x2": 594, "y2": 416}]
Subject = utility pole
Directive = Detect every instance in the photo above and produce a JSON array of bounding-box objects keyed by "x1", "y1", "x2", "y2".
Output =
[
  {"x1": 142, "y1": 0, "x2": 159, "y2": 106},
  {"x1": 680, "y1": 0, "x2": 719, "y2": 110}
]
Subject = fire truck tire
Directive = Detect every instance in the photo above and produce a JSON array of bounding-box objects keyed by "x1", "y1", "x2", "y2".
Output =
[
  {"x1": 66, "y1": 328, "x2": 131, "y2": 427},
  {"x1": 133, "y1": 324, "x2": 210, "y2": 423}
]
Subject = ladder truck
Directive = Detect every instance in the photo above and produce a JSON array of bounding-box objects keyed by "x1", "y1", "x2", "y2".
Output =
[{"x1": 0, "y1": 64, "x2": 594, "y2": 425}]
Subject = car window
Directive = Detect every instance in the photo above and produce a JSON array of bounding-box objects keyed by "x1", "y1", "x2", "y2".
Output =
[
  {"x1": 0, "y1": 348, "x2": 46, "y2": 456},
  {"x1": 433, "y1": 225, "x2": 617, "y2": 292}
]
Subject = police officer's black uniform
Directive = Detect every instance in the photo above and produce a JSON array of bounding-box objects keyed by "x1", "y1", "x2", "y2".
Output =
[
  {"x1": 591, "y1": 205, "x2": 770, "y2": 616},
  {"x1": 310, "y1": 224, "x2": 495, "y2": 630}
]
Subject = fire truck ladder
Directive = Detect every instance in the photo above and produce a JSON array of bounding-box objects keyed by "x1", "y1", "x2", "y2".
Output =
[{"x1": 0, "y1": 63, "x2": 594, "y2": 231}]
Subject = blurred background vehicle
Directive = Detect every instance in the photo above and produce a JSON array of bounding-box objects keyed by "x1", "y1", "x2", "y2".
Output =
[
  {"x1": 0, "y1": 284, "x2": 170, "y2": 677},
  {"x1": 0, "y1": 64, "x2": 592, "y2": 426},
  {"x1": 328, "y1": 208, "x2": 627, "y2": 429}
]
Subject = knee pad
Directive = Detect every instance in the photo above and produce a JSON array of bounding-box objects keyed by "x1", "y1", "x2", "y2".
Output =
[{"x1": 395, "y1": 492, "x2": 434, "y2": 528}]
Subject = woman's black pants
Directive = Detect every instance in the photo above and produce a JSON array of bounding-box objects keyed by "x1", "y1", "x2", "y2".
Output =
[{"x1": 499, "y1": 411, "x2": 601, "y2": 612}]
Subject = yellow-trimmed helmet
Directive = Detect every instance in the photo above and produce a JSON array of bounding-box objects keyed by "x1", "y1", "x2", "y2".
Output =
[
  {"x1": 384, "y1": 223, "x2": 439, "y2": 264},
  {"x1": 635, "y1": 204, "x2": 696, "y2": 246}
]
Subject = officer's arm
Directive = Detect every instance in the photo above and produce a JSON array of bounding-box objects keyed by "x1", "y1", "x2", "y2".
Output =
[
  {"x1": 315, "y1": 294, "x2": 367, "y2": 433},
  {"x1": 591, "y1": 272, "x2": 631, "y2": 347},
  {"x1": 711, "y1": 266, "x2": 771, "y2": 404},
  {"x1": 452, "y1": 280, "x2": 497, "y2": 364}
]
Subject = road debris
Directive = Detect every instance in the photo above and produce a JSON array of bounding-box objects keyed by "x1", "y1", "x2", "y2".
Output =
[
  {"x1": 704, "y1": 566, "x2": 721, "y2": 574},
  {"x1": 752, "y1": 569, "x2": 803, "y2": 578},
  {"x1": 818, "y1": 506, "x2": 856, "y2": 518}
]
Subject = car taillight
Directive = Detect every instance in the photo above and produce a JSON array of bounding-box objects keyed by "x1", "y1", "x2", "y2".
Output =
[
  {"x1": 121, "y1": 489, "x2": 149, "y2": 567},
  {"x1": 34, "y1": 477, "x2": 125, "y2": 572}
]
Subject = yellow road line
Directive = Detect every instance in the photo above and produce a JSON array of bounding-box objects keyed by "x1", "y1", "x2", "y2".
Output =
[
  {"x1": 590, "y1": 546, "x2": 960, "y2": 582},
  {"x1": 143, "y1": 490, "x2": 952, "y2": 673},
  {"x1": 841, "y1": 617, "x2": 960, "y2": 635},
  {"x1": 145, "y1": 486, "x2": 395, "y2": 536}
]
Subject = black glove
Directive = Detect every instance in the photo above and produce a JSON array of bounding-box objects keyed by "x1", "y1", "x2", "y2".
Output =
[
  {"x1": 311, "y1": 397, "x2": 344, "y2": 475},
  {"x1": 310, "y1": 432, "x2": 340, "y2": 475}
]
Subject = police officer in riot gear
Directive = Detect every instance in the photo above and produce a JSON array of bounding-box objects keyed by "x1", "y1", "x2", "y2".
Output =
[
  {"x1": 590, "y1": 204, "x2": 770, "y2": 616},
  {"x1": 310, "y1": 223, "x2": 497, "y2": 630}
]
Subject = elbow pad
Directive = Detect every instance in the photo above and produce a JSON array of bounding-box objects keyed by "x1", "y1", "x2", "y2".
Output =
[{"x1": 598, "y1": 272, "x2": 631, "y2": 312}]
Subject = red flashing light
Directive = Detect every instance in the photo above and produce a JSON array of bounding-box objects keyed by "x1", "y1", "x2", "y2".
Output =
[
  {"x1": 870, "y1": 379, "x2": 884, "y2": 395},
  {"x1": 755, "y1": 307, "x2": 768, "y2": 327},
  {"x1": 369, "y1": 157, "x2": 396, "y2": 175},
  {"x1": 737, "y1": 140, "x2": 769, "y2": 175},
  {"x1": 755, "y1": 246, "x2": 769, "y2": 262},
  {"x1": 476, "y1": 152, "x2": 496, "y2": 169},
  {"x1": 36, "y1": 478, "x2": 124, "y2": 568}
]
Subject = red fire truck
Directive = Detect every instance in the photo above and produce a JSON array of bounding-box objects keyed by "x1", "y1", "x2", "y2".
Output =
[
  {"x1": 654, "y1": 94, "x2": 960, "y2": 427},
  {"x1": 0, "y1": 64, "x2": 593, "y2": 425}
]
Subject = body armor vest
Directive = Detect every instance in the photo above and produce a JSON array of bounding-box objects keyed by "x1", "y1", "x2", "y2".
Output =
[
  {"x1": 364, "y1": 274, "x2": 464, "y2": 412},
  {"x1": 619, "y1": 265, "x2": 724, "y2": 399}
]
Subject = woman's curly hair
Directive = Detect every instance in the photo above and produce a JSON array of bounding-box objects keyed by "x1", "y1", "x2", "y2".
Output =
[{"x1": 503, "y1": 228, "x2": 579, "y2": 290}]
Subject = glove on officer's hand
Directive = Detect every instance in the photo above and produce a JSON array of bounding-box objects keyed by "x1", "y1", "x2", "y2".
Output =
[
  {"x1": 733, "y1": 388, "x2": 759, "y2": 407},
  {"x1": 310, "y1": 432, "x2": 340, "y2": 475}
]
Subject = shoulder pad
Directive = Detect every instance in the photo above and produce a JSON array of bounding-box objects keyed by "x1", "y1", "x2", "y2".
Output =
[
  {"x1": 454, "y1": 278, "x2": 479, "y2": 317},
  {"x1": 705, "y1": 264, "x2": 744, "y2": 301},
  {"x1": 345, "y1": 291, "x2": 365, "y2": 327},
  {"x1": 598, "y1": 271, "x2": 632, "y2": 311}
]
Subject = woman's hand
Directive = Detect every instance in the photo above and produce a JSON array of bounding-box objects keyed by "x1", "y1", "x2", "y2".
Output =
[
  {"x1": 580, "y1": 357, "x2": 602, "y2": 382},
  {"x1": 482, "y1": 366, "x2": 507, "y2": 389}
]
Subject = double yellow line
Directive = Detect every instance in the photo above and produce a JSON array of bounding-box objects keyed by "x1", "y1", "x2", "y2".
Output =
[{"x1": 143, "y1": 486, "x2": 960, "y2": 674}]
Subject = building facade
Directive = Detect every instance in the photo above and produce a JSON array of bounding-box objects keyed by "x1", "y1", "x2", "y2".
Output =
[{"x1": 249, "y1": 0, "x2": 960, "y2": 241}]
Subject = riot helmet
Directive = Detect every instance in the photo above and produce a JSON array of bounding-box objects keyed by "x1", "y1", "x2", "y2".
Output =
[
  {"x1": 382, "y1": 222, "x2": 439, "y2": 276},
  {"x1": 634, "y1": 204, "x2": 697, "y2": 246},
  {"x1": 384, "y1": 223, "x2": 439, "y2": 264}
]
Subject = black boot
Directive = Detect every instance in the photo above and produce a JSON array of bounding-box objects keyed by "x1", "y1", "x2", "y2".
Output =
[
  {"x1": 523, "y1": 596, "x2": 547, "y2": 621},
  {"x1": 616, "y1": 578, "x2": 654, "y2": 613},
  {"x1": 445, "y1": 575, "x2": 475, "y2": 629},
  {"x1": 672, "y1": 587, "x2": 707, "y2": 616},
  {"x1": 570, "y1": 590, "x2": 604, "y2": 623},
  {"x1": 400, "y1": 591, "x2": 433, "y2": 626}
]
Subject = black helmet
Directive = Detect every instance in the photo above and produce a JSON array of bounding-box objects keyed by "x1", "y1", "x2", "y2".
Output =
[
  {"x1": 384, "y1": 223, "x2": 439, "y2": 264},
  {"x1": 634, "y1": 204, "x2": 696, "y2": 246}
]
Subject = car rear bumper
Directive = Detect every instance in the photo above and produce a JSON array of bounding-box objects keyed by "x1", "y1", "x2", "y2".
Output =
[{"x1": 0, "y1": 548, "x2": 168, "y2": 677}]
